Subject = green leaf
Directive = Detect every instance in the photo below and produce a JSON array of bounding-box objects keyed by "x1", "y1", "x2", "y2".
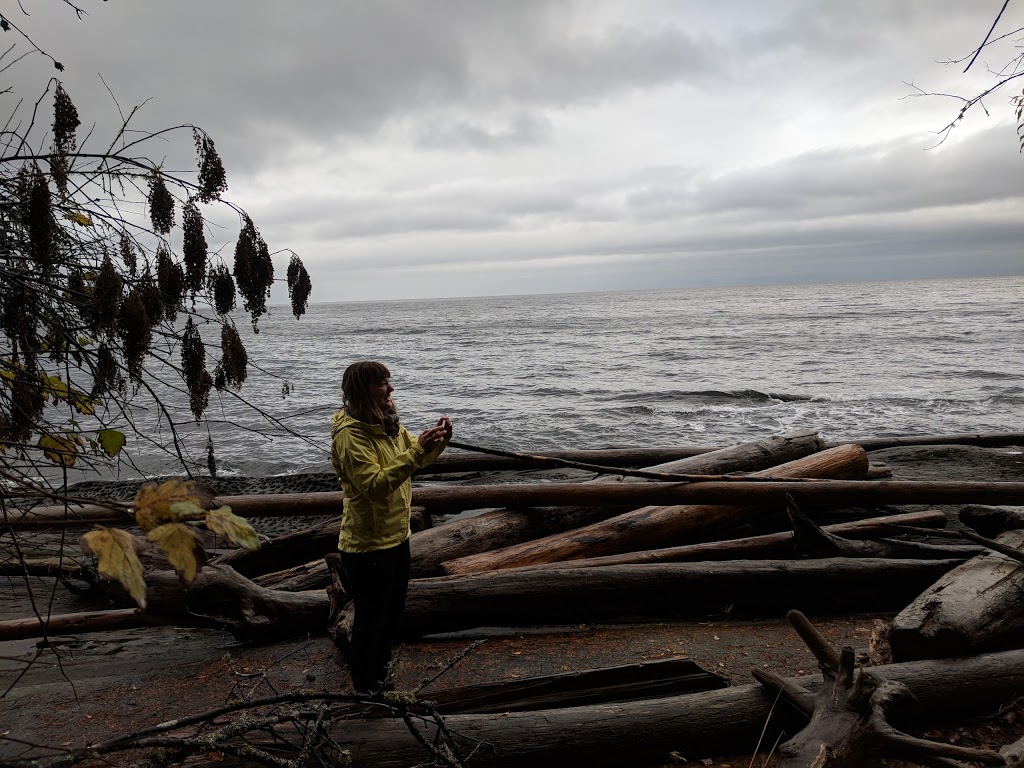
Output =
[
  {"x1": 97, "y1": 428, "x2": 126, "y2": 458},
  {"x1": 38, "y1": 433, "x2": 80, "y2": 467}
]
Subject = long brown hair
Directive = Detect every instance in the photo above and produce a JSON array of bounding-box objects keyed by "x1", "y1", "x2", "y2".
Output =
[{"x1": 342, "y1": 360, "x2": 396, "y2": 427}]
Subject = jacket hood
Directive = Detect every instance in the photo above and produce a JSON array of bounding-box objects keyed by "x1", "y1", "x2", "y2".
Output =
[{"x1": 331, "y1": 409, "x2": 386, "y2": 439}]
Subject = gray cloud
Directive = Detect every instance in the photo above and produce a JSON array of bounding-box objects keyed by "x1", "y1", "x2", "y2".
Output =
[{"x1": 4, "y1": 0, "x2": 1022, "y2": 302}]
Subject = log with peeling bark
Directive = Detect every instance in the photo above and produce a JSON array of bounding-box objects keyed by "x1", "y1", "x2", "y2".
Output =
[
  {"x1": 391, "y1": 558, "x2": 960, "y2": 638},
  {"x1": 483, "y1": 508, "x2": 950, "y2": 574},
  {"x1": 277, "y1": 648, "x2": 1024, "y2": 768},
  {"x1": 889, "y1": 529, "x2": 1024, "y2": 661},
  {"x1": 442, "y1": 443, "x2": 869, "y2": 575},
  {"x1": 407, "y1": 432, "x2": 828, "y2": 578}
]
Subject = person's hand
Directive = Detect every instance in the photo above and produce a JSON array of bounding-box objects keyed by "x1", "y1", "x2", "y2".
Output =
[
  {"x1": 417, "y1": 424, "x2": 448, "y2": 449},
  {"x1": 436, "y1": 415, "x2": 453, "y2": 440}
]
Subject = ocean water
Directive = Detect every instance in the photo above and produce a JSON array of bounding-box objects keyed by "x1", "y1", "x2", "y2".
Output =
[{"x1": 73, "y1": 275, "x2": 1024, "y2": 480}]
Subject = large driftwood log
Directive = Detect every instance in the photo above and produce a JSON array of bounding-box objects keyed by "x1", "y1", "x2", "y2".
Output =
[
  {"x1": 407, "y1": 432, "x2": 827, "y2": 578},
  {"x1": 420, "y1": 657, "x2": 727, "y2": 714},
  {"x1": 12, "y1": 479, "x2": 1024, "y2": 531},
  {"x1": 312, "y1": 649, "x2": 1024, "y2": 768},
  {"x1": 392, "y1": 558, "x2": 958, "y2": 638},
  {"x1": 142, "y1": 566, "x2": 329, "y2": 640},
  {"x1": 490, "y1": 509, "x2": 949, "y2": 573},
  {"x1": 889, "y1": 529, "x2": 1024, "y2": 661},
  {"x1": 443, "y1": 443, "x2": 869, "y2": 575},
  {"x1": 0, "y1": 608, "x2": 149, "y2": 641},
  {"x1": 753, "y1": 610, "x2": 1005, "y2": 768}
]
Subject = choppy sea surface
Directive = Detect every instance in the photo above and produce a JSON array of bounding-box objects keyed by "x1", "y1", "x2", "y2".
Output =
[{"x1": 72, "y1": 275, "x2": 1024, "y2": 481}]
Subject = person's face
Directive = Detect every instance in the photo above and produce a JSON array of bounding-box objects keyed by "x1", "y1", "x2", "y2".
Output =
[{"x1": 370, "y1": 378, "x2": 394, "y2": 410}]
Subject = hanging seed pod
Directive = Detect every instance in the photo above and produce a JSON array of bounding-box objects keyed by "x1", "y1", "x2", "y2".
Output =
[
  {"x1": 148, "y1": 173, "x2": 175, "y2": 234},
  {"x1": 91, "y1": 342, "x2": 117, "y2": 398},
  {"x1": 181, "y1": 317, "x2": 205, "y2": 390},
  {"x1": 206, "y1": 435, "x2": 217, "y2": 478},
  {"x1": 182, "y1": 199, "x2": 208, "y2": 293},
  {"x1": 26, "y1": 164, "x2": 54, "y2": 269},
  {"x1": 51, "y1": 84, "x2": 79, "y2": 197},
  {"x1": 286, "y1": 254, "x2": 312, "y2": 319},
  {"x1": 155, "y1": 245, "x2": 184, "y2": 322},
  {"x1": 208, "y1": 264, "x2": 236, "y2": 315},
  {"x1": 137, "y1": 265, "x2": 164, "y2": 325},
  {"x1": 92, "y1": 251, "x2": 123, "y2": 338},
  {"x1": 119, "y1": 289, "x2": 151, "y2": 381},
  {"x1": 120, "y1": 233, "x2": 138, "y2": 277},
  {"x1": 219, "y1": 321, "x2": 248, "y2": 389},
  {"x1": 233, "y1": 215, "x2": 274, "y2": 329},
  {"x1": 193, "y1": 129, "x2": 227, "y2": 203},
  {"x1": 10, "y1": 364, "x2": 45, "y2": 441},
  {"x1": 189, "y1": 369, "x2": 212, "y2": 421}
]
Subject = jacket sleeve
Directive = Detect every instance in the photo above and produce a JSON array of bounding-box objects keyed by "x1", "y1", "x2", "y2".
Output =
[
  {"x1": 334, "y1": 427, "x2": 425, "y2": 502},
  {"x1": 402, "y1": 425, "x2": 447, "y2": 469}
]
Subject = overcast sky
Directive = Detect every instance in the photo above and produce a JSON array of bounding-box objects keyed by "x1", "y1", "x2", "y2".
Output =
[{"x1": 9, "y1": 1, "x2": 1024, "y2": 301}]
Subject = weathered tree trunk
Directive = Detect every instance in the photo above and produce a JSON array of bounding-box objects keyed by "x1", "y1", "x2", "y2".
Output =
[
  {"x1": 309, "y1": 649, "x2": 1024, "y2": 768},
  {"x1": 753, "y1": 611, "x2": 1005, "y2": 768},
  {"x1": 834, "y1": 432, "x2": 1024, "y2": 450},
  {"x1": 443, "y1": 443, "x2": 869, "y2": 575},
  {"x1": 142, "y1": 566, "x2": 330, "y2": 640},
  {"x1": 408, "y1": 432, "x2": 826, "y2": 577},
  {"x1": 420, "y1": 657, "x2": 726, "y2": 714},
  {"x1": 889, "y1": 529, "x2": 1024, "y2": 661},
  {"x1": 391, "y1": 558, "x2": 959, "y2": 638},
  {"x1": 491, "y1": 509, "x2": 949, "y2": 573},
  {"x1": 0, "y1": 608, "x2": 148, "y2": 641}
]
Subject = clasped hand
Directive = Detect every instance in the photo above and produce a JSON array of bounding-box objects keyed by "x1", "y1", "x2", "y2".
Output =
[{"x1": 418, "y1": 415, "x2": 453, "y2": 449}]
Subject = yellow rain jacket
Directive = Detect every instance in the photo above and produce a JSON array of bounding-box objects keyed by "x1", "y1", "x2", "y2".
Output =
[{"x1": 330, "y1": 411, "x2": 445, "y2": 553}]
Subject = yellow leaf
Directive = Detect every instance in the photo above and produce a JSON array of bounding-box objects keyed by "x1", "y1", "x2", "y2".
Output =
[
  {"x1": 205, "y1": 506, "x2": 259, "y2": 550},
  {"x1": 37, "y1": 433, "x2": 79, "y2": 467},
  {"x1": 97, "y1": 428, "x2": 126, "y2": 458},
  {"x1": 80, "y1": 527, "x2": 147, "y2": 608},
  {"x1": 64, "y1": 211, "x2": 93, "y2": 226},
  {"x1": 147, "y1": 523, "x2": 204, "y2": 583},
  {"x1": 133, "y1": 478, "x2": 214, "y2": 533}
]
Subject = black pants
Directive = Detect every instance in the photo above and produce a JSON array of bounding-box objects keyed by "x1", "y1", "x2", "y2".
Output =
[{"x1": 339, "y1": 539, "x2": 410, "y2": 693}]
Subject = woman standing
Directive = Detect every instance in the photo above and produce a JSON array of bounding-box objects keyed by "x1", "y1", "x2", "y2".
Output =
[{"x1": 330, "y1": 360, "x2": 451, "y2": 693}]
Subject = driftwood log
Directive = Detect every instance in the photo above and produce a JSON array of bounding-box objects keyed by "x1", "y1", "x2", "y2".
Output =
[
  {"x1": 391, "y1": 558, "x2": 959, "y2": 638},
  {"x1": 785, "y1": 496, "x2": 981, "y2": 559},
  {"x1": 442, "y1": 443, "x2": 869, "y2": 575},
  {"x1": 489, "y1": 508, "x2": 950, "y2": 574},
  {"x1": 420, "y1": 657, "x2": 727, "y2": 714},
  {"x1": 753, "y1": 610, "x2": 1005, "y2": 767},
  {"x1": 11, "y1": 479, "x2": 1024, "y2": 531},
  {"x1": 406, "y1": 432, "x2": 827, "y2": 578},
  {"x1": 303, "y1": 648, "x2": 1024, "y2": 768},
  {"x1": 889, "y1": 529, "x2": 1024, "y2": 661}
]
